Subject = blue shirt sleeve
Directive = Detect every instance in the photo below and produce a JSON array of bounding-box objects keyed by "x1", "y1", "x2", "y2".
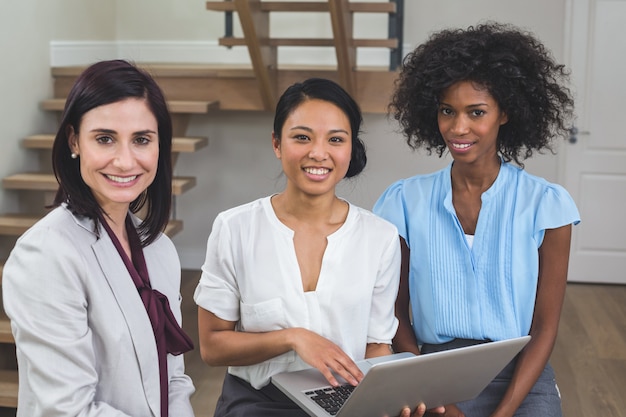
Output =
[
  {"x1": 534, "y1": 183, "x2": 581, "y2": 245},
  {"x1": 373, "y1": 180, "x2": 408, "y2": 240}
]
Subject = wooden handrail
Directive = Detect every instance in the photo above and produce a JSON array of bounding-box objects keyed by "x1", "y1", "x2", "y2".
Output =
[
  {"x1": 233, "y1": 0, "x2": 277, "y2": 110},
  {"x1": 328, "y1": 0, "x2": 355, "y2": 94}
]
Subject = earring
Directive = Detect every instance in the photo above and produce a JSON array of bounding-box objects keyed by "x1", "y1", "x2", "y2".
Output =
[{"x1": 71, "y1": 153, "x2": 78, "y2": 159}]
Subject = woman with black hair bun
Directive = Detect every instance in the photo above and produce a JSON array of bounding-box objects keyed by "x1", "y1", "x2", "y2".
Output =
[{"x1": 195, "y1": 78, "x2": 442, "y2": 417}]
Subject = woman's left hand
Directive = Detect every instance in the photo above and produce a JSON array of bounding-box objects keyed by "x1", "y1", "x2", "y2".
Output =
[{"x1": 432, "y1": 403, "x2": 464, "y2": 417}]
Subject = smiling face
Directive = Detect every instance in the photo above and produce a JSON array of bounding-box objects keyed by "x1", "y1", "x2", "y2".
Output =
[
  {"x1": 69, "y1": 98, "x2": 159, "y2": 217},
  {"x1": 438, "y1": 80, "x2": 508, "y2": 165},
  {"x1": 273, "y1": 99, "x2": 352, "y2": 199}
]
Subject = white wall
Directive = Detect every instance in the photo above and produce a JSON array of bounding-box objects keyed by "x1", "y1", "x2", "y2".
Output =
[
  {"x1": 0, "y1": 0, "x2": 567, "y2": 268},
  {"x1": 0, "y1": 0, "x2": 116, "y2": 257},
  {"x1": 0, "y1": 1, "x2": 105, "y2": 212}
]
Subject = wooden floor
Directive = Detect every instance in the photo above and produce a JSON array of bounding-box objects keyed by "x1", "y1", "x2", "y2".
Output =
[
  {"x1": 2, "y1": 272, "x2": 623, "y2": 416},
  {"x1": 551, "y1": 282, "x2": 626, "y2": 416},
  {"x1": 180, "y1": 270, "x2": 226, "y2": 416},
  {"x1": 181, "y1": 270, "x2": 626, "y2": 417}
]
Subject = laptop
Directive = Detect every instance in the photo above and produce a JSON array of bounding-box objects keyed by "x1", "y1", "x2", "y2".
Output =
[{"x1": 271, "y1": 336, "x2": 530, "y2": 417}]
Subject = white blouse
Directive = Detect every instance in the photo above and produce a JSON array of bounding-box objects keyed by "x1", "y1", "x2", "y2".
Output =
[{"x1": 194, "y1": 196, "x2": 401, "y2": 389}]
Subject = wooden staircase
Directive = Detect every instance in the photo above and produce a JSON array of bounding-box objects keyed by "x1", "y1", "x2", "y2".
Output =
[{"x1": 205, "y1": 0, "x2": 401, "y2": 111}]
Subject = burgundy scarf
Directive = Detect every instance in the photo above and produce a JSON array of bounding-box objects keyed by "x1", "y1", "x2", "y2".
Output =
[{"x1": 101, "y1": 215, "x2": 194, "y2": 417}]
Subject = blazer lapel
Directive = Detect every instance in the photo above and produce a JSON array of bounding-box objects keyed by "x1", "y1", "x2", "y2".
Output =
[{"x1": 91, "y1": 226, "x2": 161, "y2": 417}]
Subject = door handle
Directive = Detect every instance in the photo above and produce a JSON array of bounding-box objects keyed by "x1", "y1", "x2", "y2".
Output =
[{"x1": 568, "y1": 127, "x2": 590, "y2": 144}]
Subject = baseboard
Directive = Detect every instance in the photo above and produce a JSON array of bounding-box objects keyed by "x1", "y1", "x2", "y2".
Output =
[{"x1": 50, "y1": 40, "x2": 407, "y2": 67}]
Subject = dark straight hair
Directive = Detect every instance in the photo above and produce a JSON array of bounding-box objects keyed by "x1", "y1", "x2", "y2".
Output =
[{"x1": 51, "y1": 59, "x2": 173, "y2": 246}]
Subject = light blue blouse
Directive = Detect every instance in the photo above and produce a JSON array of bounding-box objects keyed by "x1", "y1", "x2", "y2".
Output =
[{"x1": 374, "y1": 162, "x2": 580, "y2": 345}]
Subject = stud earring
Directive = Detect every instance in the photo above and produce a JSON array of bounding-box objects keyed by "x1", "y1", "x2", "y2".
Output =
[{"x1": 71, "y1": 153, "x2": 78, "y2": 159}]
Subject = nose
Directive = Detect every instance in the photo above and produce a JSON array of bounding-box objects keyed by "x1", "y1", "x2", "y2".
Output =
[
  {"x1": 308, "y1": 140, "x2": 329, "y2": 161},
  {"x1": 112, "y1": 144, "x2": 135, "y2": 170},
  {"x1": 450, "y1": 115, "x2": 470, "y2": 135}
]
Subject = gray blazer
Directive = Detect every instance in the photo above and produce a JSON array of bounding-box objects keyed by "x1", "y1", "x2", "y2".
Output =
[{"x1": 2, "y1": 205, "x2": 195, "y2": 416}]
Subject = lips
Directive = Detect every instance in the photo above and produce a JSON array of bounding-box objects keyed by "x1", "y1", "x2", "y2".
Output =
[
  {"x1": 105, "y1": 174, "x2": 138, "y2": 184},
  {"x1": 450, "y1": 142, "x2": 473, "y2": 150},
  {"x1": 304, "y1": 167, "x2": 330, "y2": 175}
]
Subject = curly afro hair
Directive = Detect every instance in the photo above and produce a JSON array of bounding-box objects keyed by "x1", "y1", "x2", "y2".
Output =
[{"x1": 390, "y1": 22, "x2": 574, "y2": 166}]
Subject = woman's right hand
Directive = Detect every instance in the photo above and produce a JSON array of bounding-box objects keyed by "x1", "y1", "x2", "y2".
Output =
[
  {"x1": 289, "y1": 328, "x2": 363, "y2": 387},
  {"x1": 400, "y1": 403, "x2": 446, "y2": 417}
]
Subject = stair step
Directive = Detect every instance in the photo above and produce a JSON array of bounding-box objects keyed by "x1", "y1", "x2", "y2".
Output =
[
  {"x1": 23, "y1": 134, "x2": 208, "y2": 153},
  {"x1": 206, "y1": 1, "x2": 396, "y2": 13},
  {"x1": 0, "y1": 318, "x2": 13, "y2": 344},
  {"x1": 0, "y1": 370, "x2": 18, "y2": 408},
  {"x1": 219, "y1": 37, "x2": 398, "y2": 49},
  {"x1": 41, "y1": 98, "x2": 219, "y2": 114},
  {"x1": 0, "y1": 215, "x2": 183, "y2": 238},
  {"x1": 0, "y1": 215, "x2": 38, "y2": 236},
  {"x1": 3, "y1": 173, "x2": 196, "y2": 196}
]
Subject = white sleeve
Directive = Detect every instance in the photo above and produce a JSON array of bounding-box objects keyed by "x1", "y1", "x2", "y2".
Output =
[
  {"x1": 194, "y1": 213, "x2": 242, "y2": 322},
  {"x1": 367, "y1": 226, "x2": 401, "y2": 344}
]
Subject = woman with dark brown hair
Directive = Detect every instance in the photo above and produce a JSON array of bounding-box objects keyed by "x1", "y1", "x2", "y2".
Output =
[{"x1": 3, "y1": 59, "x2": 195, "y2": 417}]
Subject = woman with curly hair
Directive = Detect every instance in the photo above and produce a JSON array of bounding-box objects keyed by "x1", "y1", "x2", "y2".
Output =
[{"x1": 373, "y1": 22, "x2": 580, "y2": 417}]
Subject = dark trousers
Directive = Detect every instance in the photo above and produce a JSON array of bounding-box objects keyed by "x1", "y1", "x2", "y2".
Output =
[
  {"x1": 213, "y1": 373, "x2": 309, "y2": 417},
  {"x1": 421, "y1": 339, "x2": 562, "y2": 417}
]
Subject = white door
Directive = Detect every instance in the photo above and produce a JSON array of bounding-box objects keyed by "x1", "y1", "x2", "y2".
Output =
[{"x1": 561, "y1": 0, "x2": 626, "y2": 283}]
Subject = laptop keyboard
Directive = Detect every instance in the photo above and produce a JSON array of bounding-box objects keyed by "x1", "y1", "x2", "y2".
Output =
[{"x1": 304, "y1": 384, "x2": 356, "y2": 415}]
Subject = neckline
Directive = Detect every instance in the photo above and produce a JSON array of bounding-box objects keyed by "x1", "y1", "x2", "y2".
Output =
[{"x1": 262, "y1": 195, "x2": 355, "y2": 240}]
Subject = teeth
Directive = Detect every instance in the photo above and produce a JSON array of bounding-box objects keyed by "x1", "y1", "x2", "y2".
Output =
[
  {"x1": 305, "y1": 167, "x2": 329, "y2": 175},
  {"x1": 452, "y1": 143, "x2": 471, "y2": 149},
  {"x1": 106, "y1": 174, "x2": 137, "y2": 183}
]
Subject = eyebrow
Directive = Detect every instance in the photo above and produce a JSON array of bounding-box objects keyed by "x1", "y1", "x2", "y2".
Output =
[
  {"x1": 439, "y1": 101, "x2": 489, "y2": 108},
  {"x1": 289, "y1": 125, "x2": 349, "y2": 135},
  {"x1": 90, "y1": 128, "x2": 157, "y2": 135}
]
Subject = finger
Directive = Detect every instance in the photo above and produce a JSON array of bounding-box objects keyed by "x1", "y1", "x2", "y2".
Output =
[
  {"x1": 425, "y1": 405, "x2": 446, "y2": 415},
  {"x1": 328, "y1": 357, "x2": 362, "y2": 386},
  {"x1": 328, "y1": 365, "x2": 359, "y2": 386},
  {"x1": 316, "y1": 366, "x2": 340, "y2": 387},
  {"x1": 335, "y1": 354, "x2": 364, "y2": 380},
  {"x1": 412, "y1": 402, "x2": 426, "y2": 417}
]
